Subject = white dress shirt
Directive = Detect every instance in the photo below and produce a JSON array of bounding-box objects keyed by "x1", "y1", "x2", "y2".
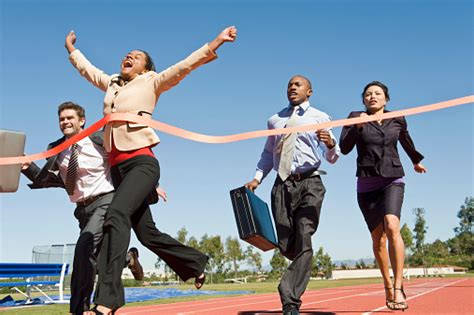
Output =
[
  {"x1": 254, "y1": 101, "x2": 340, "y2": 183},
  {"x1": 57, "y1": 137, "x2": 114, "y2": 203}
]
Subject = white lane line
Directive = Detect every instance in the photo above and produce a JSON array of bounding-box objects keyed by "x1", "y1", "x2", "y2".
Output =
[
  {"x1": 120, "y1": 283, "x2": 387, "y2": 314},
  {"x1": 121, "y1": 279, "x2": 456, "y2": 314},
  {"x1": 144, "y1": 288, "x2": 361, "y2": 314},
  {"x1": 118, "y1": 292, "x2": 280, "y2": 314},
  {"x1": 362, "y1": 278, "x2": 468, "y2": 315}
]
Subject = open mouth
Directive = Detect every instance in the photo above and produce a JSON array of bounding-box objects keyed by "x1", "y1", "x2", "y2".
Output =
[{"x1": 123, "y1": 60, "x2": 133, "y2": 68}]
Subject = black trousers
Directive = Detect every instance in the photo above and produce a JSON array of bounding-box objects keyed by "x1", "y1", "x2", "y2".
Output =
[
  {"x1": 271, "y1": 175, "x2": 326, "y2": 311},
  {"x1": 70, "y1": 192, "x2": 113, "y2": 314},
  {"x1": 94, "y1": 155, "x2": 208, "y2": 309}
]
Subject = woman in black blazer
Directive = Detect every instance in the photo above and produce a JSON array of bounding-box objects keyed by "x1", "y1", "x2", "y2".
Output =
[{"x1": 340, "y1": 81, "x2": 426, "y2": 311}]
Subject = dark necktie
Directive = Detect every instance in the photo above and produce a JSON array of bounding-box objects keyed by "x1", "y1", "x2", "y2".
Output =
[{"x1": 65, "y1": 144, "x2": 79, "y2": 196}]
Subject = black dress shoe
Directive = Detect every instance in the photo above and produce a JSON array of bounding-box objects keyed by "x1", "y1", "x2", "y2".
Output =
[
  {"x1": 127, "y1": 247, "x2": 144, "y2": 281},
  {"x1": 90, "y1": 306, "x2": 106, "y2": 314},
  {"x1": 283, "y1": 307, "x2": 300, "y2": 315},
  {"x1": 91, "y1": 305, "x2": 116, "y2": 314}
]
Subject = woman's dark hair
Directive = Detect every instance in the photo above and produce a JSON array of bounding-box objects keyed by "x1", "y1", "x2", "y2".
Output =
[
  {"x1": 361, "y1": 81, "x2": 390, "y2": 102},
  {"x1": 138, "y1": 50, "x2": 156, "y2": 72}
]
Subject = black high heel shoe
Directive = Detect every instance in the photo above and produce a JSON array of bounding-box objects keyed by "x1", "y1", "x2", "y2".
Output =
[
  {"x1": 384, "y1": 286, "x2": 394, "y2": 310},
  {"x1": 390, "y1": 287, "x2": 409, "y2": 312},
  {"x1": 194, "y1": 273, "x2": 206, "y2": 290}
]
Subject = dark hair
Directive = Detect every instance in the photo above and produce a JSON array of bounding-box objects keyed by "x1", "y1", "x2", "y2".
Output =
[
  {"x1": 290, "y1": 74, "x2": 313, "y2": 90},
  {"x1": 361, "y1": 81, "x2": 390, "y2": 102},
  {"x1": 58, "y1": 101, "x2": 86, "y2": 126},
  {"x1": 138, "y1": 50, "x2": 156, "y2": 72}
]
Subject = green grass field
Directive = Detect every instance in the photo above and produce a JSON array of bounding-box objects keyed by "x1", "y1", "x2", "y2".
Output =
[{"x1": 0, "y1": 274, "x2": 471, "y2": 314}]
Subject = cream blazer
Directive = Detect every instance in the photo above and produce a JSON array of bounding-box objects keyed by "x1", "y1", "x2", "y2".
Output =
[{"x1": 69, "y1": 45, "x2": 217, "y2": 152}]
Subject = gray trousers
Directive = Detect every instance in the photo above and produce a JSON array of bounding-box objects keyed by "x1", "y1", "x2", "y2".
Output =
[
  {"x1": 271, "y1": 175, "x2": 326, "y2": 311},
  {"x1": 70, "y1": 192, "x2": 114, "y2": 314}
]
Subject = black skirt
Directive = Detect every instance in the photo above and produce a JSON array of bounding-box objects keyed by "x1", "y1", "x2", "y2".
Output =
[{"x1": 357, "y1": 183, "x2": 405, "y2": 232}]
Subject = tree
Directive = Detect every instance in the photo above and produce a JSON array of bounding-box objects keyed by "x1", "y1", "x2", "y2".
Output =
[
  {"x1": 400, "y1": 223, "x2": 414, "y2": 252},
  {"x1": 312, "y1": 247, "x2": 333, "y2": 279},
  {"x1": 187, "y1": 236, "x2": 200, "y2": 250},
  {"x1": 424, "y1": 239, "x2": 449, "y2": 259},
  {"x1": 225, "y1": 237, "x2": 245, "y2": 278},
  {"x1": 445, "y1": 197, "x2": 474, "y2": 268},
  {"x1": 313, "y1": 247, "x2": 324, "y2": 276},
  {"x1": 422, "y1": 239, "x2": 451, "y2": 267},
  {"x1": 177, "y1": 226, "x2": 188, "y2": 244},
  {"x1": 200, "y1": 234, "x2": 225, "y2": 283},
  {"x1": 454, "y1": 197, "x2": 473, "y2": 235},
  {"x1": 412, "y1": 207, "x2": 428, "y2": 266},
  {"x1": 270, "y1": 250, "x2": 288, "y2": 276},
  {"x1": 450, "y1": 231, "x2": 474, "y2": 256},
  {"x1": 446, "y1": 233, "x2": 474, "y2": 269},
  {"x1": 400, "y1": 223, "x2": 414, "y2": 269},
  {"x1": 355, "y1": 259, "x2": 366, "y2": 269},
  {"x1": 155, "y1": 257, "x2": 162, "y2": 270},
  {"x1": 155, "y1": 257, "x2": 173, "y2": 281},
  {"x1": 245, "y1": 246, "x2": 263, "y2": 273}
]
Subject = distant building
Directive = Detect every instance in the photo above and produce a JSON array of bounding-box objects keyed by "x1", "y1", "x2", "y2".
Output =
[{"x1": 330, "y1": 266, "x2": 467, "y2": 280}]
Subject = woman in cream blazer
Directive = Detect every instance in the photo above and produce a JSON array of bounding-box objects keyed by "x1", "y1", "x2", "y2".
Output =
[{"x1": 65, "y1": 26, "x2": 237, "y2": 314}]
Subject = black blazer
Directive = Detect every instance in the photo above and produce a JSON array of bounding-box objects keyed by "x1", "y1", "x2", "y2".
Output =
[
  {"x1": 21, "y1": 131, "x2": 104, "y2": 189},
  {"x1": 339, "y1": 111, "x2": 424, "y2": 178}
]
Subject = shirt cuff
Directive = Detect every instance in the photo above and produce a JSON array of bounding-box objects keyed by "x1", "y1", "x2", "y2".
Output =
[
  {"x1": 326, "y1": 145, "x2": 337, "y2": 155},
  {"x1": 203, "y1": 43, "x2": 218, "y2": 63},
  {"x1": 326, "y1": 143, "x2": 340, "y2": 163},
  {"x1": 254, "y1": 170, "x2": 264, "y2": 183},
  {"x1": 69, "y1": 49, "x2": 81, "y2": 58}
]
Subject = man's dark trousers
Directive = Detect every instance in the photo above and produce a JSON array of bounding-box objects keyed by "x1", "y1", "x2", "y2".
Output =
[
  {"x1": 271, "y1": 175, "x2": 326, "y2": 311},
  {"x1": 70, "y1": 192, "x2": 114, "y2": 314}
]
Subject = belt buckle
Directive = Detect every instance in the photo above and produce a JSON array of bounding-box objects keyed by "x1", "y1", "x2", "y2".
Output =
[{"x1": 290, "y1": 173, "x2": 302, "y2": 181}]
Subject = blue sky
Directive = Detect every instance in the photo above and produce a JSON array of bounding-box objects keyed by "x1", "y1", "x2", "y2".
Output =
[{"x1": 0, "y1": 0, "x2": 472, "y2": 270}]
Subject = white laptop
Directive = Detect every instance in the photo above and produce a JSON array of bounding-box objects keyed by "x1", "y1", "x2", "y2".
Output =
[{"x1": 0, "y1": 129, "x2": 26, "y2": 192}]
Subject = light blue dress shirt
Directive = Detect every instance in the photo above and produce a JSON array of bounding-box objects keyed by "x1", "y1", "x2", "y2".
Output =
[{"x1": 254, "y1": 101, "x2": 340, "y2": 182}]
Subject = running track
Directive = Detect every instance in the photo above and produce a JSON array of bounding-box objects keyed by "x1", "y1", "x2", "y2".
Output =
[{"x1": 117, "y1": 277, "x2": 473, "y2": 314}]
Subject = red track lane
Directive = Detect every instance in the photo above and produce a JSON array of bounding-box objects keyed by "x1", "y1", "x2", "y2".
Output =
[
  {"x1": 396, "y1": 278, "x2": 474, "y2": 314},
  {"x1": 116, "y1": 278, "x2": 473, "y2": 315}
]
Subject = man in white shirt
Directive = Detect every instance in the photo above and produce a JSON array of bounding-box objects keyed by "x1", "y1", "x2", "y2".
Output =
[
  {"x1": 22, "y1": 102, "x2": 146, "y2": 314},
  {"x1": 23, "y1": 101, "x2": 207, "y2": 314}
]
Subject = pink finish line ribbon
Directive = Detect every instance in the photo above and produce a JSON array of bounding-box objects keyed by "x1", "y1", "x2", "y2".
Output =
[{"x1": 1, "y1": 95, "x2": 472, "y2": 165}]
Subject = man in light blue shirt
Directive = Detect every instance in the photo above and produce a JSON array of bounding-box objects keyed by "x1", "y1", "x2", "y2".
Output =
[{"x1": 245, "y1": 75, "x2": 340, "y2": 315}]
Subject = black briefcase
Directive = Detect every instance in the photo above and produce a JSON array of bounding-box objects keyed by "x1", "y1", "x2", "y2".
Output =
[{"x1": 229, "y1": 186, "x2": 277, "y2": 251}]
